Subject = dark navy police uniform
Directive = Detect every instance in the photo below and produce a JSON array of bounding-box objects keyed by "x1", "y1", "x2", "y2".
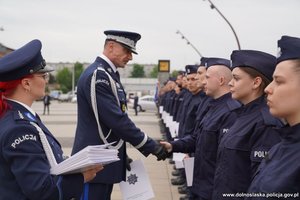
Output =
[
  {"x1": 172, "y1": 92, "x2": 241, "y2": 200},
  {"x1": 0, "y1": 39, "x2": 84, "y2": 200},
  {"x1": 72, "y1": 30, "x2": 166, "y2": 200},
  {"x1": 0, "y1": 101, "x2": 83, "y2": 200},
  {"x1": 246, "y1": 35, "x2": 300, "y2": 199},
  {"x1": 213, "y1": 50, "x2": 282, "y2": 199},
  {"x1": 246, "y1": 124, "x2": 300, "y2": 199},
  {"x1": 213, "y1": 97, "x2": 282, "y2": 199}
]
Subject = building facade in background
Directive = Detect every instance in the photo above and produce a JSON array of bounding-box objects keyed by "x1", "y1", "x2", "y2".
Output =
[{"x1": 0, "y1": 43, "x2": 14, "y2": 58}]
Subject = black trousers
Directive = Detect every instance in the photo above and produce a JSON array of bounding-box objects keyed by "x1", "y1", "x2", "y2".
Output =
[
  {"x1": 80, "y1": 183, "x2": 113, "y2": 200},
  {"x1": 43, "y1": 104, "x2": 50, "y2": 114}
]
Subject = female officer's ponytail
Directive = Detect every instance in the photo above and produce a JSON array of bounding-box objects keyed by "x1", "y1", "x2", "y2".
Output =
[{"x1": 0, "y1": 79, "x2": 21, "y2": 117}]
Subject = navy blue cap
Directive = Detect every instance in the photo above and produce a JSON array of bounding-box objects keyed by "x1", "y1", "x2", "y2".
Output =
[
  {"x1": 168, "y1": 77, "x2": 177, "y2": 82},
  {"x1": 200, "y1": 57, "x2": 208, "y2": 66},
  {"x1": 177, "y1": 70, "x2": 186, "y2": 76},
  {"x1": 0, "y1": 39, "x2": 53, "y2": 82},
  {"x1": 231, "y1": 50, "x2": 276, "y2": 81},
  {"x1": 206, "y1": 57, "x2": 231, "y2": 69},
  {"x1": 185, "y1": 65, "x2": 199, "y2": 74},
  {"x1": 104, "y1": 30, "x2": 141, "y2": 54},
  {"x1": 277, "y1": 35, "x2": 300, "y2": 64}
]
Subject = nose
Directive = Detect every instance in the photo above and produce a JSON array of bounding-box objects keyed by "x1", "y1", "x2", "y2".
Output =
[
  {"x1": 228, "y1": 78, "x2": 233, "y2": 87},
  {"x1": 264, "y1": 81, "x2": 273, "y2": 94}
]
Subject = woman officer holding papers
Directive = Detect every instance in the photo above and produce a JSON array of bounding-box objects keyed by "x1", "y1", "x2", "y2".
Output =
[{"x1": 0, "y1": 39, "x2": 103, "y2": 200}]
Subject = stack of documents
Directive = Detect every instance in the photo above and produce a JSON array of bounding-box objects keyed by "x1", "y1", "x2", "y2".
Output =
[{"x1": 50, "y1": 144, "x2": 119, "y2": 175}]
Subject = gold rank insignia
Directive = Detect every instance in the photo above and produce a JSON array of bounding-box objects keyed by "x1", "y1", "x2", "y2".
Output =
[{"x1": 122, "y1": 104, "x2": 126, "y2": 112}]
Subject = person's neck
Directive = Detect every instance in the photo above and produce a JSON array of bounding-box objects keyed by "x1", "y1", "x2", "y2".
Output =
[
  {"x1": 213, "y1": 88, "x2": 230, "y2": 99},
  {"x1": 5, "y1": 95, "x2": 33, "y2": 107},
  {"x1": 286, "y1": 115, "x2": 300, "y2": 126}
]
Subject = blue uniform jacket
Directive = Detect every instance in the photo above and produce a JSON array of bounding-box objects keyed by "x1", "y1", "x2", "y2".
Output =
[
  {"x1": 72, "y1": 57, "x2": 157, "y2": 184},
  {"x1": 174, "y1": 89, "x2": 188, "y2": 123},
  {"x1": 0, "y1": 101, "x2": 83, "y2": 200},
  {"x1": 181, "y1": 91, "x2": 206, "y2": 138},
  {"x1": 177, "y1": 91, "x2": 193, "y2": 138},
  {"x1": 172, "y1": 93, "x2": 241, "y2": 199},
  {"x1": 246, "y1": 124, "x2": 300, "y2": 199},
  {"x1": 213, "y1": 96, "x2": 282, "y2": 199}
]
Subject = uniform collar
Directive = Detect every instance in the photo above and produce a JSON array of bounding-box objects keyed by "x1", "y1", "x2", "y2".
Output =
[
  {"x1": 5, "y1": 98, "x2": 36, "y2": 116},
  {"x1": 236, "y1": 95, "x2": 266, "y2": 114},
  {"x1": 279, "y1": 123, "x2": 300, "y2": 142},
  {"x1": 210, "y1": 92, "x2": 231, "y2": 105},
  {"x1": 100, "y1": 54, "x2": 117, "y2": 73}
]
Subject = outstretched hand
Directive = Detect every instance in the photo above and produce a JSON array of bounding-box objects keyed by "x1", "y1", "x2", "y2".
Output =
[
  {"x1": 152, "y1": 141, "x2": 171, "y2": 161},
  {"x1": 160, "y1": 141, "x2": 172, "y2": 153}
]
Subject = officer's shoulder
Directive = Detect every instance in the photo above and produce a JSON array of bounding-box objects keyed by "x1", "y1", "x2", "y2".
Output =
[
  {"x1": 0, "y1": 110, "x2": 38, "y2": 138},
  {"x1": 260, "y1": 106, "x2": 282, "y2": 126}
]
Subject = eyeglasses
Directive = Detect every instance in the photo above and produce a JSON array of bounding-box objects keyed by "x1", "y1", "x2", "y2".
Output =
[{"x1": 33, "y1": 72, "x2": 49, "y2": 81}]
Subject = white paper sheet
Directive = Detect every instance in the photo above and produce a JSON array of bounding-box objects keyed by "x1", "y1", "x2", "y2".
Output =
[
  {"x1": 173, "y1": 153, "x2": 186, "y2": 169},
  {"x1": 50, "y1": 144, "x2": 119, "y2": 175},
  {"x1": 119, "y1": 159, "x2": 154, "y2": 200},
  {"x1": 184, "y1": 157, "x2": 194, "y2": 186}
]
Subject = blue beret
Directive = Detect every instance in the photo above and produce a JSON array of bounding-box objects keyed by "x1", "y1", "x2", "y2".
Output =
[
  {"x1": 200, "y1": 57, "x2": 208, "y2": 66},
  {"x1": 104, "y1": 30, "x2": 141, "y2": 54},
  {"x1": 185, "y1": 65, "x2": 199, "y2": 74},
  {"x1": 231, "y1": 50, "x2": 276, "y2": 81},
  {"x1": 206, "y1": 57, "x2": 231, "y2": 68},
  {"x1": 0, "y1": 39, "x2": 53, "y2": 82},
  {"x1": 277, "y1": 35, "x2": 300, "y2": 63}
]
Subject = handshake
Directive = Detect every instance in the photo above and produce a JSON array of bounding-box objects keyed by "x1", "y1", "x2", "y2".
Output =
[{"x1": 151, "y1": 141, "x2": 172, "y2": 161}]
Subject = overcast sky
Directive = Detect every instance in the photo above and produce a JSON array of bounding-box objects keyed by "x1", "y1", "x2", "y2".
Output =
[{"x1": 1, "y1": 0, "x2": 300, "y2": 71}]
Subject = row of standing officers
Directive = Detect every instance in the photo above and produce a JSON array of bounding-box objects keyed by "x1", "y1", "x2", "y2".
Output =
[{"x1": 158, "y1": 35, "x2": 300, "y2": 199}]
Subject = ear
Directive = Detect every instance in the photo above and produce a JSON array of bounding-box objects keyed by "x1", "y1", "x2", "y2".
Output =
[
  {"x1": 20, "y1": 78, "x2": 31, "y2": 91},
  {"x1": 253, "y1": 77, "x2": 262, "y2": 90},
  {"x1": 219, "y1": 76, "x2": 225, "y2": 86}
]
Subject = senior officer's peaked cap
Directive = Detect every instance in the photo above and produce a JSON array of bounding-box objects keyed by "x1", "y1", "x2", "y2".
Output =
[
  {"x1": 231, "y1": 50, "x2": 276, "y2": 81},
  {"x1": 185, "y1": 65, "x2": 199, "y2": 75},
  {"x1": 277, "y1": 35, "x2": 300, "y2": 64},
  {"x1": 206, "y1": 57, "x2": 231, "y2": 69},
  {"x1": 104, "y1": 30, "x2": 141, "y2": 54},
  {"x1": 0, "y1": 39, "x2": 53, "y2": 82}
]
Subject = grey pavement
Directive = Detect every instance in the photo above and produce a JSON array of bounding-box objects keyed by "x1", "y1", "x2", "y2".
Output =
[{"x1": 32, "y1": 101, "x2": 182, "y2": 200}]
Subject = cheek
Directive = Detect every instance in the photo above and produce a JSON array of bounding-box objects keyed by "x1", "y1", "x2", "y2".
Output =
[{"x1": 271, "y1": 87, "x2": 300, "y2": 117}]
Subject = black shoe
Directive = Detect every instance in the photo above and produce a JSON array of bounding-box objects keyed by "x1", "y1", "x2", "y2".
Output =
[
  {"x1": 179, "y1": 195, "x2": 190, "y2": 200},
  {"x1": 178, "y1": 185, "x2": 188, "y2": 194},
  {"x1": 171, "y1": 177, "x2": 185, "y2": 185},
  {"x1": 171, "y1": 169, "x2": 181, "y2": 176},
  {"x1": 178, "y1": 183, "x2": 187, "y2": 190},
  {"x1": 169, "y1": 159, "x2": 175, "y2": 164}
]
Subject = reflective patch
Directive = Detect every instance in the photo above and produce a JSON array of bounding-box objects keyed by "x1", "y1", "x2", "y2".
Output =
[
  {"x1": 222, "y1": 128, "x2": 229, "y2": 134},
  {"x1": 25, "y1": 112, "x2": 36, "y2": 121},
  {"x1": 253, "y1": 150, "x2": 268, "y2": 158},
  {"x1": 95, "y1": 79, "x2": 109, "y2": 86},
  {"x1": 11, "y1": 134, "x2": 37, "y2": 149}
]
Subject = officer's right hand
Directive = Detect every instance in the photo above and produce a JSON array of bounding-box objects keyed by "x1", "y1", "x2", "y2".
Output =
[
  {"x1": 151, "y1": 142, "x2": 170, "y2": 161},
  {"x1": 82, "y1": 164, "x2": 104, "y2": 183},
  {"x1": 160, "y1": 141, "x2": 172, "y2": 153}
]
